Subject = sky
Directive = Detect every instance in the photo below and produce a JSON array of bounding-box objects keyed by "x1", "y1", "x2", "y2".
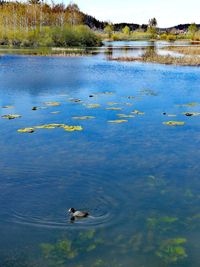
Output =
[{"x1": 62, "y1": 0, "x2": 200, "y2": 28}]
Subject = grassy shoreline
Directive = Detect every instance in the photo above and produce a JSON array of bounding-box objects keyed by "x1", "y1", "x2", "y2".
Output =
[{"x1": 110, "y1": 54, "x2": 200, "y2": 66}]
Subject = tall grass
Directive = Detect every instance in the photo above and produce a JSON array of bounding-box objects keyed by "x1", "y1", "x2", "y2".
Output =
[{"x1": 0, "y1": 25, "x2": 102, "y2": 48}]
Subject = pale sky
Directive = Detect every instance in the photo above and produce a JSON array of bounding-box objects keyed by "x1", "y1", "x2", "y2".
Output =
[{"x1": 61, "y1": 0, "x2": 200, "y2": 28}]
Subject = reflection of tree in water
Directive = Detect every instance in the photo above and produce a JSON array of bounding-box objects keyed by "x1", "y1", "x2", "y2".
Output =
[
  {"x1": 105, "y1": 45, "x2": 113, "y2": 59},
  {"x1": 143, "y1": 41, "x2": 157, "y2": 57}
]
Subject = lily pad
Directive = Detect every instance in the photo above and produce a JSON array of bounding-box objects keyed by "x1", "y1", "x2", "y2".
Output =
[
  {"x1": 132, "y1": 110, "x2": 145, "y2": 115},
  {"x1": 86, "y1": 104, "x2": 101, "y2": 108},
  {"x1": 106, "y1": 107, "x2": 122, "y2": 111},
  {"x1": 176, "y1": 102, "x2": 199, "y2": 107},
  {"x1": 51, "y1": 111, "x2": 60, "y2": 114},
  {"x1": 108, "y1": 120, "x2": 128, "y2": 124},
  {"x1": 2, "y1": 105, "x2": 14, "y2": 109},
  {"x1": 163, "y1": 121, "x2": 185, "y2": 126},
  {"x1": 17, "y1": 128, "x2": 35, "y2": 133},
  {"x1": 69, "y1": 98, "x2": 82, "y2": 103},
  {"x1": 117, "y1": 114, "x2": 134, "y2": 118},
  {"x1": 2, "y1": 114, "x2": 21, "y2": 120},
  {"x1": 183, "y1": 112, "x2": 200, "y2": 116},
  {"x1": 107, "y1": 102, "x2": 119, "y2": 106},
  {"x1": 44, "y1": 101, "x2": 61, "y2": 107},
  {"x1": 72, "y1": 116, "x2": 95, "y2": 120}
]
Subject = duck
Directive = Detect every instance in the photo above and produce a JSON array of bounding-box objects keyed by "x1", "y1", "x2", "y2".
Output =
[{"x1": 68, "y1": 208, "x2": 89, "y2": 222}]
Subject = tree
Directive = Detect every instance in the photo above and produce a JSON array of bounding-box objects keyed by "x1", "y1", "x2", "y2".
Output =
[
  {"x1": 148, "y1": 18, "x2": 158, "y2": 39},
  {"x1": 148, "y1": 18, "x2": 157, "y2": 28},
  {"x1": 188, "y1": 23, "x2": 198, "y2": 34},
  {"x1": 122, "y1": 25, "x2": 130, "y2": 35},
  {"x1": 66, "y1": 2, "x2": 83, "y2": 25},
  {"x1": 104, "y1": 24, "x2": 113, "y2": 38}
]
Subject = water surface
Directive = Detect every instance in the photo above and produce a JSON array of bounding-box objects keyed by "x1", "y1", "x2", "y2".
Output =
[{"x1": 0, "y1": 44, "x2": 200, "y2": 267}]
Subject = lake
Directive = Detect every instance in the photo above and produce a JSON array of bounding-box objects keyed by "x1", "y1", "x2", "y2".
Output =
[{"x1": 0, "y1": 42, "x2": 200, "y2": 267}]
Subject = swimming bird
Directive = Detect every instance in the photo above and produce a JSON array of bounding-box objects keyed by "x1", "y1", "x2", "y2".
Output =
[{"x1": 68, "y1": 208, "x2": 89, "y2": 222}]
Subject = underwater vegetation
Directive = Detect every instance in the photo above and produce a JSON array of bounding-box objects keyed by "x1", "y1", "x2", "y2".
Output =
[{"x1": 156, "y1": 238, "x2": 187, "y2": 264}]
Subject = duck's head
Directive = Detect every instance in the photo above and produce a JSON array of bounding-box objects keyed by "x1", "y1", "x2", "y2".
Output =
[{"x1": 68, "y1": 208, "x2": 76, "y2": 213}]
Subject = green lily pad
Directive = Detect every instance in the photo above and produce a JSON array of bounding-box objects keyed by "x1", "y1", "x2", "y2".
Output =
[
  {"x1": 2, "y1": 114, "x2": 21, "y2": 120},
  {"x1": 44, "y1": 101, "x2": 61, "y2": 107},
  {"x1": 17, "y1": 128, "x2": 35, "y2": 133},
  {"x1": 106, "y1": 107, "x2": 123, "y2": 111},
  {"x1": 2, "y1": 105, "x2": 14, "y2": 109},
  {"x1": 86, "y1": 104, "x2": 101, "y2": 108},
  {"x1": 132, "y1": 110, "x2": 145, "y2": 115},
  {"x1": 35, "y1": 124, "x2": 83, "y2": 132},
  {"x1": 72, "y1": 116, "x2": 95, "y2": 120},
  {"x1": 163, "y1": 121, "x2": 185, "y2": 126},
  {"x1": 108, "y1": 120, "x2": 128, "y2": 123},
  {"x1": 183, "y1": 112, "x2": 200, "y2": 116},
  {"x1": 177, "y1": 102, "x2": 199, "y2": 107},
  {"x1": 51, "y1": 111, "x2": 60, "y2": 114},
  {"x1": 117, "y1": 114, "x2": 134, "y2": 118},
  {"x1": 107, "y1": 102, "x2": 119, "y2": 106}
]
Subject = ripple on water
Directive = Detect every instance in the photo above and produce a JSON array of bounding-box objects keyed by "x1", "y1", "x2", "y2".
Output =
[{"x1": 4, "y1": 168, "x2": 129, "y2": 230}]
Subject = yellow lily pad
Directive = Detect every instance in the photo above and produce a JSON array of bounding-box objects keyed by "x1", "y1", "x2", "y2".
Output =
[
  {"x1": 44, "y1": 101, "x2": 61, "y2": 107},
  {"x1": 163, "y1": 121, "x2": 185, "y2": 126},
  {"x1": 106, "y1": 107, "x2": 123, "y2": 111},
  {"x1": 117, "y1": 114, "x2": 134, "y2": 118},
  {"x1": 108, "y1": 120, "x2": 128, "y2": 124},
  {"x1": 132, "y1": 110, "x2": 145, "y2": 115},
  {"x1": 72, "y1": 116, "x2": 95, "y2": 120},
  {"x1": 2, "y1": 114, "x2": 21, "y2": 120},
  {"x1": 17, "y1": 128, "x2": 35, "y2": 133}
]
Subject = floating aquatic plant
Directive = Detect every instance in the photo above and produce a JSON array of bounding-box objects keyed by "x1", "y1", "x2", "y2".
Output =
[
  {"x1": 2, "y1": 105, "x2": 14, "y2": 109},
  {"x1": 18, "y1": 124, "x2": 83, "y2": 133},
  {"x1": 117, "y1": 114, "x2": 134, "y2": 118},
  {"x1": 105, "y1": 107, "x2": 122, "y2": 111},
  {"x1": 107, "y1": 102, "x2": 119, "y2": 106},
  {"x1": 132, "y1": 110, "x2": 145, "y2": 115},
  {"x1": 72, "y1": 116, "x2": 95, "y2": 120},
  {"x1": 51, "y1": 111, "x2": 60, "y2": 114},
  {"x1": 140, "y1": 89, "x2": 158, "y2": 96},
  {"x1": 176, "y1": 102, "x2": 199, "y2": 107},
  {"x1": 44, "y1": 101, "x2": 61, "y2": 106},
  {"x1": 2, "y1": 114, "x2": 21, "y2": 119},
  {"x1": 17, "y1": 128, "x2": 35, "y2": 133},
  {"x1": 86, "y1": 104, "x2": 101, "y2": 108},
  {"x1": 182, "y1": 112, "x2": 200, "y2": 116},
  {"x1": 108, "y1": 120, "x2": 127, "y2": 123},
  {"x1": 69, "y1": 98, "x2": 82, "y2": 103},
  {"x1": 163, "y1": 121, "x2": 185, "y2": 126},
  {"x1": 156, "y1": 238, "x2": 187, "y2": 264}
]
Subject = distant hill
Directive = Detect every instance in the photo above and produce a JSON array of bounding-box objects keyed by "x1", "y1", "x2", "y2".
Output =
[{"x1": 83, "y1": 13, "x2": 199, "y2": 32}]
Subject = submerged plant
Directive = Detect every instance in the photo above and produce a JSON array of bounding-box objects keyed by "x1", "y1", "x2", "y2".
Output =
[
  {"x1": 156, "y1": 238, "x2": 187, "y2": 264},
  {"x1": 117, "y1": 114, "x2": 134, "y2": 118},
  {"x1": 2, "y1": 105, "x2": 15, "y2": 109},
  {"x1": 86, "y1": 104, "x2": 101, "y2": 108},
  {"x1": 176, "y1": 102, "x2": 199, "y2": 107}
]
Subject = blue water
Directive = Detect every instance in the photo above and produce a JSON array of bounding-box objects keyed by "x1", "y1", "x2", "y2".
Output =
[{"x1": 0, "y1": 50, "x2": 200, "y2": 267}]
